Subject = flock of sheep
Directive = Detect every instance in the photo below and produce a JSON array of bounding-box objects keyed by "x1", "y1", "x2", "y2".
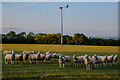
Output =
[{"x1": 3, "y1": 50, "x2": 118, "y2": 70}]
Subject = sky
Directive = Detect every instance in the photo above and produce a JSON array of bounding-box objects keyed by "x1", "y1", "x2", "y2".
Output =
[{"x1": 2, "y1": 2, "x2": 118, "y2": 38}]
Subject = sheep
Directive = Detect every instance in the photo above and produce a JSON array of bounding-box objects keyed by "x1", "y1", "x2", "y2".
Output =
[
  {"x1": 40, "y1": 54, "x2": 46, "y2": 62},
  {"x1": 113, "y1": 55, "x2": 118, "y2": 65},
  {"x1": 58, "y1": 55, "x2": 66, "y2": 68},
  {"x1": 51, "y1": 53, "x2": 61, "y2": 60},
  {"x1": 63, "y1": 55, "x2": 71, "y2": 65},
  {"x1": 5, "y1": 50, "x2": 15, "y2": 64},
  {"x1": 107, "y1": 55, "x2": 114, "y2": 66},
  {"x1": 44, "y1": 53, "x2": 52, "y2": 62},
  {"x1": 55, "y1": 53, "x2": 61, "y2": 59},
  {"x1": 23, "y1": 53, "x2": 29, "y2": 63},
  {"x1": 99, "y1": 55, "x2": 107, "y2": 66},
  {"x1": 51, "y1": 53, "x2": 57, "y2": 60},
  {"x1": 15, "y1": 53, "x2": 23, "y2": 64},
  {"x1": 3, "y1": 50, "x2": 14, "y2": 56},
  {"x1": 23, "y1": 50, "x2": 35, "y2": 54},
  {"x1": 29, "y1": 52, "x2": 41, "y2": 64},
  {"x1": 82, "y1": 55, "x2": 94, "y2": 70},
  {"x1": 73, "y1": 55, "x2": 84, "y2": 67},
  {"x1": 92, "y1": 54, "x2": 102, "y2": 68},
  {"x1": 45, "y1": 51, "x2": 51, "y2": 55}
]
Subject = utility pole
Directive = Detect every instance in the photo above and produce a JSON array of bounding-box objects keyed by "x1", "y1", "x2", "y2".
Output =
[{"x1": 59, "y1": 5, "x2": 69, "y2": 46}]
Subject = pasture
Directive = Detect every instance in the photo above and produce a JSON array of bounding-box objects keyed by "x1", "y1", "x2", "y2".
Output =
[{"x1": 1, "y1": 44, "x2": 120, "y2": 79}]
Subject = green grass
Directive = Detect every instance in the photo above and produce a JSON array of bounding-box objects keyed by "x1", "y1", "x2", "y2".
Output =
[{"x1": 1, "y1": 44, "x2": 120, "y2": 79}]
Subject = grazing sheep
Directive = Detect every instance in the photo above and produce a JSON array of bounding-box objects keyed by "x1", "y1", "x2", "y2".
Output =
[
  {"x1": 73, "y1": 55, "x2": 84, "y2": 67},
  {"x1": 82, "y1": 55, "x2": 94, "y2": 70},
  {"x1": 40, "y1": 54, "x2": 46, "y2": 62},
  {"x1": 44, "y1": 54, "x2": 52, "y2": 62},
  {"x1": 51, "y1": 53, "x2": 57, "y2": 60},
  {"x1": 45, "y1": 51, "x2": 51, "y2": 55},
  {"x1": 99, "y1": 55, "x2": 107, "y2": 66},
  {"x1": 23, "y1": 50, "x2": 35, "y2": 54},
  {"x1": 55, "y1": 53, "x2": 61, "y2": 59},
  {"x1": 51, "y1": 53, "x2": 61, "y2": 60},
  {"x1": 63, "y1": 55, "x2": 71, "y2": 65},
  {"x1": 23, "y1": 53, "x2": 29, "y2": 63},
  {"x1": 5, "y1": 50, "x2": 15, "y2": 64},
  {"x1": 58, "y1": 55, "x2": 66, "y2": 68},
  {"x1": 107, "y1": 55, "x2": 114, "y2": 66},
  {"x1": 29, "y1": 52, "x2": 41, "y2": 64},
  {"x1": 3, "y1": 50, "x2": 14, "y2": 56},
  {"x1": 113, "y1": 55, "x2": 118, "y2": 65},
  {"x1": 15, "y1": 53, "x2": 23, "y2": 64},
  {"x1": 92, "y1": 54, "x2": 102, "y2": 68}
]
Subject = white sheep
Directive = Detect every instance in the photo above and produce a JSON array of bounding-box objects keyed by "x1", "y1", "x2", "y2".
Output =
[
  {"x1": 15, "y1": 53, "x2": 23, "y2": 64},
  {"x1": 23, "y1": 53, "x2": 29, "y2": 63},
  {"x1": 44, "y1": 54, "x2": 52, "y2": 62},
  {"x1": 51, "y1": 53, "x2": 61, "y2": 60},
  {"x1": 29, "y1": 52, "x2": 41, "y2": 64},
  {"x1": 64, "y1": 56, "x2": 71, "y2": 65},
  {"x1": 58, "y1": 55, "x2": 66, "y2": 68},
  {"x1": 51, "y1": 53, "x2": 57, "y2": 60},
  {"x1": 45, "y1": 51, "x2": 51, "y2": 55},
  {"x1": 113, "y1": 55, "x2": 118, "y2": 65},
  {"x1": 55, "y1": 53, "x2": 61, "y2": 59},
  {"x1": 23, "y1": 50, "x2": 35, "y2": 54},
  {"x1": 73, "y1": 55, "x2": 84, "y2": 67},
  {"x1": 5, "y1": 50, "x2": 15, "y2": 64},
  {"x1": 92, "y1": 54, "x2": 102, "y2": 68},
  {"x1": 107, "y1": 55, "x2": 114, "y2": 66},
  {"x1": 40, "y1": 54, "x2": 46, "y2": 62},
  {"x1": 82, "y1": 55, "x2": 94, "y2": 70},
  {"x1": 99, "y1": 55, "x2": 107, "y2": 66},
  {"x1": 3, "y1": 50, "x2": 14, "y2": 56}
]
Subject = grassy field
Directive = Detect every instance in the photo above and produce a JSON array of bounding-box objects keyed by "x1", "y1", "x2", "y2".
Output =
[{"x1": 1, "y1": 44, "x2": 119, "y2": 79}]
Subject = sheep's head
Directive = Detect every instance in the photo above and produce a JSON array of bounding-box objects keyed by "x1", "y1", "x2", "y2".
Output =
[
  {"x1": 85, "y1": 55, "x2": 88, "y2": 58},
  {"x1": 93, "y1": 54, "x2": 97, "y2": 59},
  {"x1": 73, "y1": 55, "x2": 77, "y2": 59},
  {"x1": 105, "y1": 55, "x2": 107, "y2": 60},
  {"x1": 49, "y1": 51, "x2": 51, "y2": 53},
  {"x1": 38, "y1": 52, "x2": 41, "y2": 55},
  {"x1": 59, "y1": 56, "x2": 62, "y2": 59},
  {"x1": 115, "y1": 55, "x2": 118, "y2": 58},
  {"x1": 111, "y1": 55, "x2": 114, "y2": 58},
  {"x1": 12, "y1": 50, "x2": 15, "y2": 55},
  {"x1": 54, "y1": 53, "x2": 57, "y2": 55}
]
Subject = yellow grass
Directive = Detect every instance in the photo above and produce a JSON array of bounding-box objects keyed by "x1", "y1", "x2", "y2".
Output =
[{"x1": 1, "y1": 44, "x2": 118, "y2": 53}]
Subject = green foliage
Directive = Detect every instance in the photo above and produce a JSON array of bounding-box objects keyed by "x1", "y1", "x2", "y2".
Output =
[{"x1": 1, "y1": 31, "x2": 119, "y2": 46}]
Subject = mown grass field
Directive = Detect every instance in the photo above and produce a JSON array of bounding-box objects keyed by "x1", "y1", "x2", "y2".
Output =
[{"x1": 1, "y1": 44, "x2": 120, "y2": 79}]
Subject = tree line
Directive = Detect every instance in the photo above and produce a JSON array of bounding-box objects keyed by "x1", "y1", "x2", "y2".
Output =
[{"x1": 1, "y1": 31, "x2": 119, "y2": 46}]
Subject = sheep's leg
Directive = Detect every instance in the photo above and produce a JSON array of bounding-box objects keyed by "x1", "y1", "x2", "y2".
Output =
[
  {"x1": 30, "y1": 60, "x2": 32, "y2": 64},
  {"x1": 103, "y1": 62, "x2": 106, "y2": 66},
  {"x1": 110, "y1": 62, "x2": 112, "y2": 66},
  {"x1": 99, "y1": 63, "x2": 101, "y2": 67},
  {"x1": 77, "y1": 63, "x2": 79, "y2": 67},
  {"x1": 89, "y1": 64, "x2": 90, "y2": 70},
  {"x1": 69, "y1": 61, "x2": 70, "y2": 65},
  {"x1": 19, "y1": 61, "x2": 20, "y2": 64},
  {"x1": 5, "y1": 59, "x2": 8, "y2": 64},
  {"x1": 94, "y1": 64, "x2": 96, "y2": 68},
  {"x1": 11, "y1": 60, "x2": 13, "y2": 64},
  {"x1": 97, "y1": 64, "x2": 98, "y2": 68},
  {"x1": 59, "y1": 63, "x2": 61, "y2": 68},
  {"x1": 66, "y1": 62, "x2": 67, "y2": 65},
  {"x1": 75, "y1": 63, "x2": 76, "y2": 67},
  {"x1": 63, "y1": 63, "x2": 65, "y2": 68}
]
